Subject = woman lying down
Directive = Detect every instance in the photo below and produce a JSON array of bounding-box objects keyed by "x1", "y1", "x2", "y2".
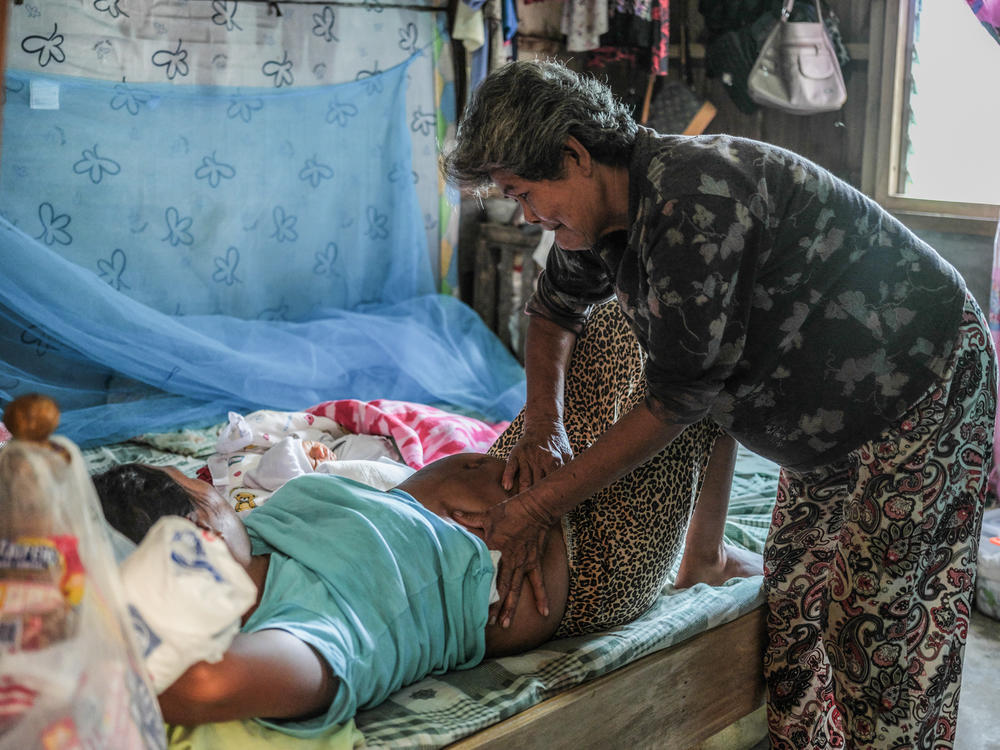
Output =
[
  {"x1": 95, "y1": 455, "x2": 570, "y2": 737},
  {"x1": 93, "y1": 305, "x2": 762, "y2": 738}
]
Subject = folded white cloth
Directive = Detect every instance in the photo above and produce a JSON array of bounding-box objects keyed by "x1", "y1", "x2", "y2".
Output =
[
  {"x1": 244, "y1": 435, "x2": 314, "y2": 491},
  {"x1": 316, "y1": 457, "x2": 415, "y2": 490},
  {"x1": 119, "y1": 517, "x2": 257, "y2": 693},
  {"x1": 241, "y1": 435, "x2": 414, "y2": 492},
  {"x1": 215, "y1": 410, "x2": 343, "y2": 454},
  {"x1": 328, "y1": 433, "x2": 401, "y2": 463}
]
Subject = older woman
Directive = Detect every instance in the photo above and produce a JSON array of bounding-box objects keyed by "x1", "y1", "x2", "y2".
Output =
[{"x1": 442, "y1": 60, "x2": 996, "y2": 749}]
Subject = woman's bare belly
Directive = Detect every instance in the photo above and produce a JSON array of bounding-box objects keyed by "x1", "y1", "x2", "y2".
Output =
[
  {"x1": 483, "y1": 521, "x2": 567, "y2": 657},
  {"x1": 393, "y1": 452, "x2": 570, "y2": 656}
]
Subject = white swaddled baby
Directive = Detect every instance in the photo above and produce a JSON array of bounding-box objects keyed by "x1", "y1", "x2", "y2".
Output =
[{"x1": 209, "y1": 411, "x2": 415, "y2": 513}]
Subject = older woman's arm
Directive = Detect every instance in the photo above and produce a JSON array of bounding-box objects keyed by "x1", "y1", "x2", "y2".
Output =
[
  {"x1": 158, "y1": 629, "x2": 338, "y2": 726},
  {"x1": 457, "y1": 399, "x2": 687, "y2": 628},
  {"x1": 503, "y1": 315, "x2": 577, "y2": 493}
]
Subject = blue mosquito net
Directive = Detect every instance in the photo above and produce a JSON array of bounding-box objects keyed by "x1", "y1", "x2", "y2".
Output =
[{"x1": 0, "y1": 54, "x2": 525, "y2": 446}]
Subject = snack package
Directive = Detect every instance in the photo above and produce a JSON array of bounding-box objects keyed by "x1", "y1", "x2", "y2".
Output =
[{"x1": 0, "y1": 436, "x2": 166, "y2": 749}]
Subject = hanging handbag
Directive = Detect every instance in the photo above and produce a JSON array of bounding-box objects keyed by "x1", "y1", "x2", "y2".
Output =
[{"x1": 746, "y1": 0, "x2": 847, "y2": 114}]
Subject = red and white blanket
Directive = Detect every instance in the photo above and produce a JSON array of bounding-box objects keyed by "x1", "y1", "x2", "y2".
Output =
[{"x1": 307, "y1": 399, "x2": 509, "y2": 469}]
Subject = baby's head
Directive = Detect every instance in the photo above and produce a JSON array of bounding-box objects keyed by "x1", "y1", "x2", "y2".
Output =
[{"x1": 394, "y1": 453, "x2": 510, "y2": 520}]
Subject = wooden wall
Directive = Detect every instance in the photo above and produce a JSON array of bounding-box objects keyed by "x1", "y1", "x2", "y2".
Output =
[
  {"x1": 667, "y1": 0, "x2": 872, "y2": 188},
  {"x1": 458, "y1": 1, "x2": 996, "y2": 314}
]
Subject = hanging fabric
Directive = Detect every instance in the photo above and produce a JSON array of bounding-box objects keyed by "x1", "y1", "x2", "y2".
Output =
[
  {"x1": 559, "y1": 0, "x2": 669, "y2": 76},
  {"x1": 5, "y1": 0, "x2": 460, "y2": 301},
  {"x1": 966, "y1": 0, "x2": 1000, "y2": 43},
  {"x1": 0, "y1": 57, "x2": 526, "y2": 447},
  {"x1": 641, "y1": 1, "x2": 717, "y2": 134},
  {"x1": 563, "y1": 0, "x2": 610, "y2": 52},
  {"x1": 3, "y1": 62, "x2": 432, "y2": 318}
]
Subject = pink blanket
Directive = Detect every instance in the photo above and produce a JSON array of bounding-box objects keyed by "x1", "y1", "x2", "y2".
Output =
[{"x1": 307, "y1": 399, "x2": 510, "y2": 469}]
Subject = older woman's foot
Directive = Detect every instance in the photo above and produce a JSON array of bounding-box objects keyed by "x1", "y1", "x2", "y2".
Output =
[{"x1": 674, "y1": 543, "x2": 763, "y2": 589}]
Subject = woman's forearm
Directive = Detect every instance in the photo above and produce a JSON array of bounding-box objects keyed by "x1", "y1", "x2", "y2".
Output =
[
  {"x1": 158, "y1": 629, "x2": 337, "y2": 726},
  {"x1": 522, "y1": 399, "x2": 687, "y2": 522},
  {"x1": 521, "y1": 315, "x2": 576, "y2": 425}
]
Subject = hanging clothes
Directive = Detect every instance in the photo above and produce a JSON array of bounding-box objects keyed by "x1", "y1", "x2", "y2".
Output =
[
  {"x1": 554, "y1": 0, "x2": 669, "y2": 75},
  {"x1": 562, "y1": 0, "x2": 610, "y2": 52}
]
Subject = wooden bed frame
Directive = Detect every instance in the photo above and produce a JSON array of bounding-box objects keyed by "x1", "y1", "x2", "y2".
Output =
[{"x1": 449, "y1": 606, "x2": 767, "y2": 749}]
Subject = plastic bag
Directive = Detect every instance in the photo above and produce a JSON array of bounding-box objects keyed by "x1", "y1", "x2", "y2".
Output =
[
  {"x1": 0, "y1": 436, "x2": 166, "y2": 749},
  {"x1": 120, "y1": 516, "x2": 256, "y2": 694}
]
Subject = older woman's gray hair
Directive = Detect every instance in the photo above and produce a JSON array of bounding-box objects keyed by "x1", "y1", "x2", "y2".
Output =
[{"x1": 442, "y1": 60, "x2": 638, "y2": 191}]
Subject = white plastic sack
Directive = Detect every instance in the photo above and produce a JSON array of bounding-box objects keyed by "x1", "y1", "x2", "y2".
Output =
[{"x1": 120, "y1": 517, "x2": 257, "y2": 694}]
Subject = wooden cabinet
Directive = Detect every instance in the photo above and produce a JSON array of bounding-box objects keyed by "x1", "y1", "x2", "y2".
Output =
[{"x1": 472, "y1": 222, "x2": 544, "y2": 363}]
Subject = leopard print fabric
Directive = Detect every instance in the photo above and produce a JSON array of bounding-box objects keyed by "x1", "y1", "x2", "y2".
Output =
[{"x1": 489, "y1": 302, "x2": 723, "y2": 637}]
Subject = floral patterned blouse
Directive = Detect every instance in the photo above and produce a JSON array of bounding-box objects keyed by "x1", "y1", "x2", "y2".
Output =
[{"x1": 526, "y1": 129, "x2": 967, "y2": 470}]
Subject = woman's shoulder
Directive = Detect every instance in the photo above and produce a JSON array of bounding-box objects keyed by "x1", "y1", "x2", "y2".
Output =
[{"x1": 636, "y1": 131, "x2": 781, "y2": 195}]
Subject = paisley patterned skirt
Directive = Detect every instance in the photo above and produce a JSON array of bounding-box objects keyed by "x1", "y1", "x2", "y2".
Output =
[{"x1": 764, "y1": 293, "x2": 997, "y2": 749}]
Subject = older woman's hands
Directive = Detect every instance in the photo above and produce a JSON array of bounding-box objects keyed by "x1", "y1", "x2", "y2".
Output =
[
  {"x1": 453, "y1": 488, "x2": 555, "y2": 627},
  {"x1": 454, "y1": 420, "x2": 569, "y2": 627},
  {"x1": 503, "y1": 418, "x2": 573, "y2": 493}
]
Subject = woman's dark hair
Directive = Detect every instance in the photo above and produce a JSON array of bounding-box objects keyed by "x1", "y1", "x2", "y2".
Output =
[{"x1": 92, "y1": 464, "x2": 194, "y2": 544}]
